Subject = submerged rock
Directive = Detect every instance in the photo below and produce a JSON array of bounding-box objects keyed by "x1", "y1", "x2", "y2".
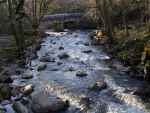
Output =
[
  {"x1": 31, "y1": 92, "x2": 69, "y2": 113},
  {"x1": 58, "y1": 52, "x2": 69, "y2": 59},
  {"x1": 76, "y1": 70, "x2": 88, "y2": 77},
  {"x1": 58, "y1": 46, "x2": 64, "y2": 50},
  {"x1": 22, "y1": 71, "x2": 33, "y2": 79},
  {"x1": 82, "y1": 49, "x2": 92, "y2": 54},
  {"x1": 57, "y1": 61, "x2": 63, "y2": 66},
  {"x1": 89, "y1": 80, "x2": 107, "y2": 91},
  {"x1": 37, "y1": 63, "x2": 47, "y2": 71},
  {"x1": 39, "y1": 56, "x2": 55, "y2": 62}
]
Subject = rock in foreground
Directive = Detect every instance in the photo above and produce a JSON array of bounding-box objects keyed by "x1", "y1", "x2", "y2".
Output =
[
  {"x1": 31, "y1": 92, "x2": 69, "y2": 113},
  {"x1": 89, "y1": 80, "x2": 107, "y2": 91}
]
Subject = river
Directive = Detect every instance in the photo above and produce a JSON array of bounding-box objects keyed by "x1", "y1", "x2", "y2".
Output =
[{"x1": 3, "y1": 30, "x2": 150, "y2": 113}]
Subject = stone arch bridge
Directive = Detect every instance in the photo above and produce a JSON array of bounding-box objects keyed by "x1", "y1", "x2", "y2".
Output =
[{"x1": 41, "y1": 13, "x2": 84, "y2": 29}]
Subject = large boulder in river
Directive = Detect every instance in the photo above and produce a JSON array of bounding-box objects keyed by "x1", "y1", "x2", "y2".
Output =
[
  {"x1": 21, "y1": 84, "x2": 34, "y2": 96},
  {"x1": 31, "y1": 92, "x2": 69, "y2": 113}
]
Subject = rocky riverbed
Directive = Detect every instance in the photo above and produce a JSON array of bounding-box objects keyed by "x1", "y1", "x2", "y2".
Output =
[{"x1": 0, "y1": 30, "x2": 150, "y2": 113}]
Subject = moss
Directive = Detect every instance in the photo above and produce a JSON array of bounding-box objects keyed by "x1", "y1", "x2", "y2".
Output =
[
  {"x1": 0, "y1": 84, "x2": 11, "y2": 101},
  {"x1": 51, "y1": 21, "x2": 64, "y2": 32}
]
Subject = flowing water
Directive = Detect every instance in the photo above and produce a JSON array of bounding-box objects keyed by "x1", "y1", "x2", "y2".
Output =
[{"x1": 4, "y1": 30, "x2": 150, "y2": 113}]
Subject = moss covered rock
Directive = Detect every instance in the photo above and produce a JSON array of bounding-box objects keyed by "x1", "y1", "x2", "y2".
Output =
[{"x1": 0, "y1": 84, "x2": 11, "y2": 101}]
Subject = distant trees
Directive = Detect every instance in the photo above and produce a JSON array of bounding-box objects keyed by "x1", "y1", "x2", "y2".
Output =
[
  {"x1": 24, "y1": 0, "x2": 52, "y2": 41},
  {"x1": 7, "y1": 0, "x2": 26, "y2": 60},
  {"x1": 0, "y1": 0, "x2": 52, "y2": 63},
  {"x1": 95, "y1": 0, "x2": 114, "y2": 41}
]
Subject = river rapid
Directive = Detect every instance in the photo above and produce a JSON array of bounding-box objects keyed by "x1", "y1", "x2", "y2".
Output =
[{"x1": 2, "y1": 30, "x2": 150, "y2": 113}]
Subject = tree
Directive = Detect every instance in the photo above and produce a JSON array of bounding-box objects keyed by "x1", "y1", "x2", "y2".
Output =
[
  {"x1": 24, "y1": 0, "x2": 52, "y2": 41},
  {"x1": 7, "y1": 0, "x2": 26, "y2": 61}
]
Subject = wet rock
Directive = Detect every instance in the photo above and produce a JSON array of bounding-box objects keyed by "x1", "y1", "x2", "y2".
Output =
[
  {"x1": 74, "y1": 34, "x2": 78, "y2": 37},
  {"x1": 39, "y1": 56, "x2": 55, "y2": 62},
  {"x1": 89, "y1": 80, "x2": 107, "y2": 91},
  {"x1": 31, "y1": 92, "x2": 69, "y2": 113},
  {"x1": 79, "y1": 96, "x2": 91, "y2": 109},
  {"x1": 21, "y1": 97, "x2": 30, "y2": 105},
  {"x1": 37, "y1": 63, "x2": 47, "y2": 71},
  {"x1": 22, "y1": 71, "x2": 33, "y2": 79},
  {"x1": 35, "y1": 44, "x2": 41, "y2": 51},
  {"x1": 21, "y1": 84, "x2": 33, "y2": 95},
  {"x1": 15, "y1": 68, "x2": 24, "y2": 75},
  {"x1": 0, "y1": 108, "x2": 6, "y2": 113},
  {"x1": 76, "y1": 71, "x2": 88, "y2": 77},
  {"x1": 31, "y1": 53, "x2": 38, "y2": 60},
  {"x1": 49, "y1": 68, "x2": 59, "y2": 71},
  {"x1": 82, "y1": 49, "x2": 92, "y2": 54},
  {"x1": 58, "y1": 52, "x2": 69, "y2": 59},
  {"x1": 0, "y1": 76, "x2": 13, "y2": 83},
  {"x1": 59, "y1": 46, "x2": 64, "y2": 50},
  {"x1": 0, "y1": 70, "x2": 13, "y2": 83},
  {"x1": 57, "y1": 62, "x2": 63, "y2": 66},
  {"x1": 13, "y1": 101, "x2": 30, "y2": 113},
  {"x1": 84, "y1": 42, "x2": 90, "y2": 46},
  {"x1": 64, "y1": 66, "x2": 75, "y2": 72},
  {"x1": 132, "y1": 86, "x2": 150, "y2": 98},
  {"x1": 68, "y1": 66, "x2": 75, "y2": 71},
  {"x1": 0, "y1": 84, "x2": 11, "y2": 101}
]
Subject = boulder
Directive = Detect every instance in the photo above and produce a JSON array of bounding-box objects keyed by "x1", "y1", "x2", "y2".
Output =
[
  {"x1": 37, "y1": 63, "x2": 47, "y2": 71},
  {"x1": 58, "y1": 53, "x2": 69, "y2": 59},
  {"x1": 82, "y1": 49, "x2": 92, "y2": 54},
  {"x1": 21, "y1": 84, "x2": 34, "y2": 95},
  {"x1": 0, "y1": 76, "x2": 13, "y2": 83},
  {"x1": 84, "y1": 42, "x2": 90, "y2": 46},
  {"x1": 35, "y1": 44, "x2": 41, "y2": 51},
  {"x1": 57, "y1": 62, "x2": 63, "y2": 66},
  {"x1": 132, "y1": 86, "x2": 150, "y2": 98},
  {"x1": 0, "y1": 84, "x2": 11, "y2": 101},
  {"x1": 12, "y1": 102, "x2": 30, "y2": 113},
  {"x1": 76, "y1": 71, "x2": 88, "y2": 77},
  {"x1": 58, "y1": 46, "x2": 64, "y2": 50},
  {"x1": 89, "y1": 80, "x2": 107, "y2": 91},
  {"x1": 39, "y1": 56, "x2": 55, "y2": 62},
  {"x1": 22, "y1": 71, "x2": 33, "y2": 79},
  {"x1": 31, "y1": 92, "x2": 69, "y2": 113}
]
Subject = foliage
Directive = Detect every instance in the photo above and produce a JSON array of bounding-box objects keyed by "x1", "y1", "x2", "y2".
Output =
[{"x1": 51, "y1": 21, "x2": 64, "y2": 32}]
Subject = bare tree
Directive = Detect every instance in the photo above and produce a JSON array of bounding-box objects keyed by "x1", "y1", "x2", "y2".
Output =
[{"x1": 96, "y1": 0, "x2": 114, "y2": 41}]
